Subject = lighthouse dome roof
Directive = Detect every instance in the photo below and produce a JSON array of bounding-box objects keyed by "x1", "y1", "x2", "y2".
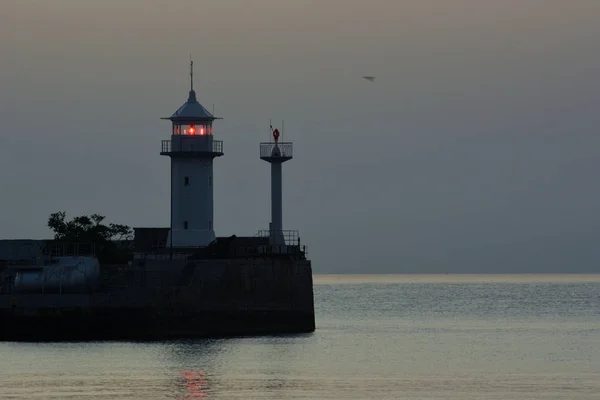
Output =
[{"x1": 165, "y1": 89, "x2": 215, "y2": 122}]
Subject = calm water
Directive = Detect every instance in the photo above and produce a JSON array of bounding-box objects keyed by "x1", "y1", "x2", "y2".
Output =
[{"x1": 1, "y1": 274, "x2": 600, "y2": 399}]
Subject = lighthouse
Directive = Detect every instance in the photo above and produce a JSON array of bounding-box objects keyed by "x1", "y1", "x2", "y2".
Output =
[
  {"x1": 260, "y1": 124, "x2": 293, "y2": 245},
  {"x1": 160, "y1": 61, "x2": 223, "y2": 248}
]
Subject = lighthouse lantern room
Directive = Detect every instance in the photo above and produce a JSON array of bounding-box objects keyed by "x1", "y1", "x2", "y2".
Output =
[{"x1": 160, "y1": 60, "x2": 224, "y2": 248}]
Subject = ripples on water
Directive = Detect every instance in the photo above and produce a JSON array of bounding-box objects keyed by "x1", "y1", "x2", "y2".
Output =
[{"x1": 1, "y1": 274, "x2": 600, "y2": 399}]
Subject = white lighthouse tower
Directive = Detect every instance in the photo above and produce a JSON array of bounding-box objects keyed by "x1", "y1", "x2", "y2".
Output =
[
  {"x1": 160, "y1": 61, "x2": 223, "y2": 248},
  {"x1": 260, "y1": 124, "x2": 293, "y2": 246}
]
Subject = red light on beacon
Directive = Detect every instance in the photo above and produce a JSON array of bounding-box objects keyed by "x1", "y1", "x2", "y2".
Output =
[
  {"x1": 273, "y1": 128, "x2": 280, "y2": 141},
  {"x1": 188, "y1": 126, "x2": 196, "y2": 135},
  {"x1": 200, "y1": 127, "x2": 205, "y2": 135}
]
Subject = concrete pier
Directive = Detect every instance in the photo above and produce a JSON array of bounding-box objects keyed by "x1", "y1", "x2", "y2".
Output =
[{"x1": 0, "y1": 258, "x2": 315, "y2": 341}]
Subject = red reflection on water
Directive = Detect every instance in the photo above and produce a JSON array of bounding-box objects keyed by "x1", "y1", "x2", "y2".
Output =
[{"x1": 180, "y1": 370, "x2": 208, "y2": 399}]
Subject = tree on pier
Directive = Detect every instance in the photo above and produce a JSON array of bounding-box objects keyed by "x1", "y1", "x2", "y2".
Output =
[
  {"x1": 47, "y1": 212, "x2": 133, "y2": 263},
  {"x1": 48, "y1": 212, "x2": 132, "y2": 242}
]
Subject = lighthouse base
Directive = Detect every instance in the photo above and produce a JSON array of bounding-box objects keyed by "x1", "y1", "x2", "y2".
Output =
[{"x1": 167, "y1": 229, "x2": 216, "y2": 248}]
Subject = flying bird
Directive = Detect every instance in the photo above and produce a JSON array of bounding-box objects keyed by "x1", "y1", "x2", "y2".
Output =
[{"x1": 362, "y1": 76, "x2": 375, "y2": 82}]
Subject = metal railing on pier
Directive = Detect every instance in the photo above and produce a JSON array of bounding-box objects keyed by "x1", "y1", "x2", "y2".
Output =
[
  {"x1": 133, "y1": 249, "x2": 199, "y2": 261},
  {"x1": 253, "y1": 230, "x2": 307, "y2": 259},
  {"x1": 134, "y1": 236, "x2": 307, "y2": 261},
  {"x1": 255, "y1": 230, "x2": 301, "y2": 246},
  {"x1": 43, "y1": 243, "x2": 97, "y2": 257}
]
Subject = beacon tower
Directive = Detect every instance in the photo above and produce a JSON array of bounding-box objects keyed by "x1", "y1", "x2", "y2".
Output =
[
  {"x1": 160, "y1": 61, "x2": 223, "y2": 247},
  {"x1": 260, "y1": 125, "x2": 293, "y2": 246}
]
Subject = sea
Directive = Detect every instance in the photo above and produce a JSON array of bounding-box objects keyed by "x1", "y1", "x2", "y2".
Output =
[{"x1": 1, "y1": 274, "x2": 599, "y2": 399}]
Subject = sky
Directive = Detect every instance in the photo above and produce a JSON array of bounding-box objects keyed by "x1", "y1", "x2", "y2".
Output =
[{"x1": 1, "y1": 0, "x2": 600, "y2": 273}]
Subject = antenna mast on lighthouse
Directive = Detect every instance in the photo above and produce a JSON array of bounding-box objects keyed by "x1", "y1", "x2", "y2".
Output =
[{"x1": 189, "y1": 54, "x2": 194, "y2": 91}]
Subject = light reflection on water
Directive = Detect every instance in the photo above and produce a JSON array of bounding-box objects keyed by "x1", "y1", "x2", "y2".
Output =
[
  {"x1": 1, "y1": 275, "x2": 600, "y2": 399},
  {"x1": 180, "y1": 370, "x2": 208, "y2": 399}
]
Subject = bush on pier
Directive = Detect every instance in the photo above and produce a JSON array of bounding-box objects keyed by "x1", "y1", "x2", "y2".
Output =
[{"x1": 47, "y1": 212, "x2": 133, "y2": 264}]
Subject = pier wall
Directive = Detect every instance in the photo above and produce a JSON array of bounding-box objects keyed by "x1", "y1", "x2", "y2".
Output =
[
  {"x1": 0, "y1": 258, "x2": 315, "y2": 340},
  {"x1": 140, "y1": 258, "x2": 314, "y2": 312}
]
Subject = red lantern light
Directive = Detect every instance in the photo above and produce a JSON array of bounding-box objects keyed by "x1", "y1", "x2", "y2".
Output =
[{"x1": 188, "y1": 125, "x2": 196, "y2": 135}]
